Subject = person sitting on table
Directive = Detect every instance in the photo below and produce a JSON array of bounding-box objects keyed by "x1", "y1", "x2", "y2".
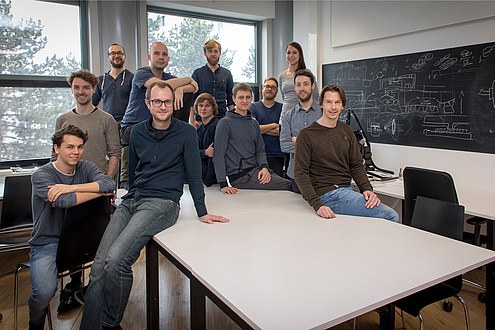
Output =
[
  {"x1": 29, "y1": 125, "x2": 116, "y2": 330},
  {"x1": 213, "y1": 83, "x2": 291, "y2": 195},
  {"x1": 80, "y1": 81, "x2": 229, "y2": 330},
  {"x1": 294, "y1": 84, "x2": 399, "y2": 222},
  {"x1": 195, "y1": 93, "x2": 219, "y2": 187}
]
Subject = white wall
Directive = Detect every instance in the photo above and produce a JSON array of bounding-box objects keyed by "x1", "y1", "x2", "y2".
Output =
[{"x1": 294, "y1": 1, "x2": 495, "y2": 190}]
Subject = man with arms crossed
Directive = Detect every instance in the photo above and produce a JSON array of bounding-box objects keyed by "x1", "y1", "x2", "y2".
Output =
[
  {"x1": 28, "y1": 125, "x2": 115, "y2": 330},
  {"x1": 213, "y1": 83, "x2": 291, "y2": 195},
  {"x1": 280, "y1": 69, "x2": 322, "y2": 193},
  {"x1": 294, "y1": 84, "x2": 399, "y2": 222},
  {"x1": 190, "y1": 39, "x2": 234, "y2": 127},
  {"x1": 92, "y1": 43, "x2": 134, "y2": 188},
  {"x1": 249, "y1": 77, "x2": 285, "y2": 177},
  {"x1": 80, "y1": 81, "x2": 229, "y2": 329}
]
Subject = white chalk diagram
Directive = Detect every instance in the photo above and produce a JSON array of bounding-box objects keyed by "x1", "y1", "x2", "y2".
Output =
[{"x1": 330, "y1": 50, "x2": 495, "y2": 142}]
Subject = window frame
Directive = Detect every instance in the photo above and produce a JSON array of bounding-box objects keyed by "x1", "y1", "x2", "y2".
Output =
[
  {"x1": 0, "y1": 0, "x2": 89, "y2": 165},
  {"x1": 146, "y1": 5, "x2": 261, "y2": 87}
]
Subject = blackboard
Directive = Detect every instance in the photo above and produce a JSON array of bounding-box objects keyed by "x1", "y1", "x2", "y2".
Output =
[{"x1": 322, "y1": 42, "x2": 495, "y2": 154}]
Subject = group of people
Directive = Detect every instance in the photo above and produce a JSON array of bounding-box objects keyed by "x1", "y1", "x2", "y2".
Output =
[{"x1": 27, "y1": 39, "x2": 398, "y2": 330}]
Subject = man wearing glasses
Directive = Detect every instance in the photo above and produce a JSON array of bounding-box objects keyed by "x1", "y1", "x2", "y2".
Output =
[
  {"x1": 81, "y1": 81, "x2": 229, "y2": 329},
  {"x1": 249, "y1": 77, "x2": 285, "y2": 177},
  {"x1": 92, "y1": 44, "x2": 134, "y2": 192}
]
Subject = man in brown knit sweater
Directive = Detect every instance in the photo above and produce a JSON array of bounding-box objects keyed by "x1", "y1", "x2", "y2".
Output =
[{"x1": 294, "y1": 84, "x2": 398, "y2": 222}]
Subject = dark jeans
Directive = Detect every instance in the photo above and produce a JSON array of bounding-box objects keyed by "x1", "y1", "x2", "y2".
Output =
[{"x1": 267, "y1": 157, "x2": 285, "y2": 178}]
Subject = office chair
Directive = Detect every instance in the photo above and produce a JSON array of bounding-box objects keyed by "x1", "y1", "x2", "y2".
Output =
[
  {"x1": 0, "y1": 175, "x2": 33, "y2": 251},
  {"x1": 394, "y1": 196, "x2": 470, "y2": 330},
  {"x1": 13, "y1": 195, "x2": 111, "y2": 330},
  {"x1": 403, "y1": 166, "x2": 488, "y2": 302},
  {"x1": 173, "y1": 92, "x2": 193, "y2": 122}
]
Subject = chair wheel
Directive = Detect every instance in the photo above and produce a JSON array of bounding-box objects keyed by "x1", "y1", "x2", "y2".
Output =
[
  {"x1": 478, "y1": 292, "x2": 487, "y2": 303},
  {"x1": 443, "y1": 301, "x2": 453, "y2": 312}
]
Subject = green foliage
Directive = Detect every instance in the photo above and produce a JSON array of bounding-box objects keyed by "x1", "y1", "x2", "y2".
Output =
[
  {"x1": 0, "y1": 0, "x2": 81, "y2": 161},
  {"x1": 147, "y1": 15, "x2": 234, "y2": 77},
  {"x1": 242, "y1": 45, "x2": 256, "y2": 81}
]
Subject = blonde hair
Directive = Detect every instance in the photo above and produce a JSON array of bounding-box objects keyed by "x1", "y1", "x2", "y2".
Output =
[
  {"x1": 194, "y1": 93, "x2": 218, "y2": 116},
  {"x1": 203, "y1": 39, "x2": 221, "y2": 52}
]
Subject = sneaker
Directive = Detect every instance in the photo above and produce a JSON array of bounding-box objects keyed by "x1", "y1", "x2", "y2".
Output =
[
  {"x1": 57, "y1": 283, "x2": 81, "y2": 314},
  {"x1": 74, "y1": 285, "x2": 88, "y2": 305}
]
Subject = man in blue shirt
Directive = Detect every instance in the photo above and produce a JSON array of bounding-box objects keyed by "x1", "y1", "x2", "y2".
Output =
[
  {"x1": 81, "y1": 81, "x2": 229, "y2": 330},
  {"x1": 190, "y1": 39, "x2": 234, "y2": 127},
  {"x1": 92, "y1": 44, "x2": 134, "y2": 122},
  {"x1": 249, "y1": 77, "x2": 285, "y2": 177},
  {"x1": 120, "y1": 42, "x2": 198, "y2": 145}
]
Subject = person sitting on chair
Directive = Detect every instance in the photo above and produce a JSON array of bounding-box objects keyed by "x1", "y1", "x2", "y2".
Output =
[{"x1": 28, "y1": 125, "x2": 116, "y2": 330}]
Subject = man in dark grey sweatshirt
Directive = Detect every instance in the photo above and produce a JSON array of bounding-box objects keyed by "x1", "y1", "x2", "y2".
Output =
[{"x1": 213, "y1": 83, "x2": 291, "y2": 195}]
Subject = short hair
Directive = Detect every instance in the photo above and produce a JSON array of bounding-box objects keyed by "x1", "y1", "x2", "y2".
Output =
[
  {"x1": 203, "y1": 39, "x2": 221, "y2": 52},
  {"x1": 67, "y1": 69, "x2": 99, "y2": 87},
  {"x1": 319, "y1": 84, "x2": 347, "y2": 108},
  {"x1": 294, "y1": 69, "x2": 315, "y2": 86},
  {"x1": 52, "y1": 124, "x2": 88, "y2": 147},
  {"x1": 286, "y1": 41, "x2": 306, "y2": 71},
  {"x1": 108, "y1": 43, "x2": 126, "y2": 55},
  {"x1": 263, "y1": 77, "x2": 278, "y2": 88},
  {"x1": 145, "y1": 81, "x2": 175, "y2": 103},
  {"x1": 194, "y1": 93, "x2": 218, "y2": 116},
  {"x1": 232, "y1": 83, "x2": 253, "y2": 98}
]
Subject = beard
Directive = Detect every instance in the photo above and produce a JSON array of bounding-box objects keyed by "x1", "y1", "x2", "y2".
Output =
[
  {"x1": 110, "y1": 60, "x2": 124, "y2": 69},
  {"x1": 207, "y1": 56, "x2": 219, "y2": 66},
  {"x1": 297, "y1": 93, "x2": 312, "y2": 103}
]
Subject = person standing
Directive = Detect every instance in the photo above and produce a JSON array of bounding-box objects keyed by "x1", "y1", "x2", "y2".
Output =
[
  {"x1": 294, "y1": 84, "x2": 399, "y2": 222},
  {"x1": 280, "y1": 70, "x2": 321, "y2": 193},
  {"x1": 249, "y1": 77, "x2": 285, "y2": 177},
  {"x1": 80, "y1": 81, "x2": 229, "y2": 329},
  {"x1": 190, "y1": 39, "x2": 235, "y2": 127},
  {"x1": 92, "y1": 43, "x2": 134, "y2": 188},
  {"x1": 278, "y1": 41, "x2": 319, "y2": 121}
]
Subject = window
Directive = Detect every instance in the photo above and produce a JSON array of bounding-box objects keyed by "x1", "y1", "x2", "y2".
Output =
[
  {"x1": 0, "y1": 0, "x2": 83, "y2": 162},
  {"x1": 147, "y1": 8, "x2": 258, "y2": 83}
]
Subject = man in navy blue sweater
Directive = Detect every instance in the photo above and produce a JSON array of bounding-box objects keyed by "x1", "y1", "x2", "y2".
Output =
[{"x1": 81, "y1": 81, "x2": 229, "y2": 330}]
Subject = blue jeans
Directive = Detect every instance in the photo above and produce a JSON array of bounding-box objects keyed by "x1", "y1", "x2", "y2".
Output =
[
  {"x1": 29, "y1": 242, "x2": 59, "y2": 326},
  {"x1": 80, "y1": 197, "x2": 180, "y2": 329},
  {"x1": 319, "y1": 186, "x2": 399, "y2": 222}
]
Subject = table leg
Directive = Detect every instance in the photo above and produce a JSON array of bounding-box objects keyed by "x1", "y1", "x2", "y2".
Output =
[
  {"x1": 379, "y1": 304, "x2": 395, "y2": 330},
  {"x1": 190, "y1": 276, "x2": 207, "y2": 330},
  {"x1": 146, "y1": 241, "x2": 160, "y2": 330},
  {"x1": 486, "y1": 221, "x2": 495, "y2": 330}
]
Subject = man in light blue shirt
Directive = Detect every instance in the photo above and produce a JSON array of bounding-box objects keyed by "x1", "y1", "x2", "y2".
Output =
[{"x1": 280, "y1": 69, "x2": 321, "y2": 193}]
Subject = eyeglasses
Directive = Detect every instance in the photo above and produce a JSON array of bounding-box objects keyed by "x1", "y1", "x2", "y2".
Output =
[
  {"x1": 150, "y1": 99, "x2": 173, "y2": 107},
  {"x1": 108, "y1": 51, "x2": 125, "y2": 56},
  {"x1": 264, "y1": 85, "x2": 278, "y2": 90}
]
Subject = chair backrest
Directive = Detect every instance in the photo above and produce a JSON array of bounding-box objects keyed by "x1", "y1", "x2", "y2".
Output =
[
  {"x1": 172, "y1": 92, "x2": 193, "y2": 122},
  {"x1": 411, "y1": 196, "x2": 465, "y2": 241},
  {"x1": 0, "y1": 175, "x2": 33, "y2": 231},
  {"x1": 56, "y1": 196, "x2": 111, "y2": 273},
  {"x1": 403, "y1": 166, "x2": 458, "y2": 226}
]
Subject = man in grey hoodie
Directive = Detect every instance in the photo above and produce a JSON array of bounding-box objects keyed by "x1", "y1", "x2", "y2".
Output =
[{"x1": 213, "y1": 83, "x2": 291, "y2": 195}]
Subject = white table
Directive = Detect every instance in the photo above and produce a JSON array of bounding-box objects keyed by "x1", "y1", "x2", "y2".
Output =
[{"x1": 146, "y1": 188, "x2": 495, "y2": 329}]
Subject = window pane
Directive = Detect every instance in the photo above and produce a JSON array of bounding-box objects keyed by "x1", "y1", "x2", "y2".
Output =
[
  {"x1": 0, "y1": 87, "x2": 73, "y2": 161},
  {"x1": 0, "y1": 0, "x2": 81, "y2": 76},
  {"x1": 148, "y1": 12, "x2": 256, "y2": 83}
]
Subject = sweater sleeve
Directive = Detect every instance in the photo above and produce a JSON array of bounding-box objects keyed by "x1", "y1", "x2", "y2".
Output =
[
  {"x1": 254, "y1": 122, "x2": 268, "y2": 170},
  {"x1": 81, "y1": 160, "x2": 116, "y2": 193},
  {"x1": 31, "y1": 168, "x2": 77, "y2": 209},
  {"x1": 183, "y1": 126, "x2": 208, "y2": 217},
  {"x1": 213, "y1": 120, "x2": 230, "y2": 188},
  {"x1": 294, "y1": 129, "x2": 325, "y2": 212},
  {"x1": 105, "y1": 115, "x2": 122, "y2": 159}
]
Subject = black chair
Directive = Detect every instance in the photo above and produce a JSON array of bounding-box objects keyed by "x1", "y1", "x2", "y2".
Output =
[
  {"x1": 403, "y1": 166, "x2": 488, "y2": 301},
  {"x1": 0, "y1": 175, "x2": 33, "y2": 252},
  {"x1": 394, "y1": 196, "x2": 470, "y2": 330},
  {"x1": 14, "y1": 195, "x2": 111, "y2": 330}
]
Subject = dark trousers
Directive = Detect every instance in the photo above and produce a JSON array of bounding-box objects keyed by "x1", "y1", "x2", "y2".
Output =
[{"x1": 267, "y1": 157, "x2": 285, "y2": 178}]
